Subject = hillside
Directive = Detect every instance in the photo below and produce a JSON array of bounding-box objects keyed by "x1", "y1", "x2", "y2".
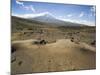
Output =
[
  {"x1": 11, "y1": 16, "x2": 96, "y2": 74},
  {"x1": 11, "y1": 16, "x2": 95, "y2": 45}
]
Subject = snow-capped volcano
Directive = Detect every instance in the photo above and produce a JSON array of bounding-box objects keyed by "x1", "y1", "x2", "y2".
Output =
[
  {"x1": 12, "y1": 12, "x2": 86, "y2": 26},
  {"x1": 28, "y1": 12, "x2": 69, "y2": 25},
  {"x1": 14, "y1": 12, "x2": 69, "y2": 24}
]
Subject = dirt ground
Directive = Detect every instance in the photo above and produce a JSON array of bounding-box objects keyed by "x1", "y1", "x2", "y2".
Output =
[{"x1": 11, "y1": 39, "x2": 96, "y2": 75}]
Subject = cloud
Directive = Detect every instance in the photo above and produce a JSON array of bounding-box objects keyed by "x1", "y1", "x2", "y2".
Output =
[
  {"x1": 22, "y1": 5, "x2": 36, "y2": 12},
  {"x1": 91, "y1": 6, "x2": 96, "y2": 12},
  {"x1": 67, "y1": 14, "x2": 72, "y2": 17},
  {"x1": 16, "y1": 0, "x2": 24, "y2": 6},
  {"x1": 16, "y1": 0, "x2": 36, "y2": 13},
  {"x1": 12, "y1": 12, "x2": 53, "y2": 18},
  {"x1": 30, "y1": 5, "x2": 36, "y2": 12},
  {"x1": 79, "y1": 12, "x2": 84, "y2": 17},
  {"x1": 60, "y1": 18, "x2": 95, "y2": 26},
  {"x1": 80, "y1": 20, "x2": 95, "y2": 26},
  {"x1": 90, "y1": 6, "x2": 96, "y2": 16}
]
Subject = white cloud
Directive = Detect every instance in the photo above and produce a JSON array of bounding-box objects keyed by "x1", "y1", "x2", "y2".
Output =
[
  {"x1": 16, "y1": 0, "x2": 24, "y2": 6},
  {"x1": 12, "y1": 12, "x2": 53, "y2": 18},
  {"x1": 67, "y1": 14, "x2": 72, "y2": 17},
  {"x1": 30, "y1": 5, "x2": 36, "y2": 12},
  {"x1": 59, "y1": 18, "x2": 95, "y2": 26},
  {"x1": 22, "y1": 5, "x2": 36, "y2": 12},
  {"x1": 16, "y1": 0, "x2": 36, "y2": 13},
  {"x1": 90, "y1": 6, "x2": 96, "y2": 16},
  {"x1": 80, "y1": 20, "x2": 95, "y2": 26},
  {"x1": 91, "y1": 6, "x2": 96, "y2": 12},
  {"x1": 79, "y1": 12, "x2": 84, "y2": 17}
]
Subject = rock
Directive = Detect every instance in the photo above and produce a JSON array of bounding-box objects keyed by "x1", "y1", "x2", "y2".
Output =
[
  {"x1": 91, "y1": 40, "x2": 96, "y2": 45},
  {"x1": 11, "y1": 46, "x2": 16, "y2": 53},
  {"x1": 18, "y1": 61, "x2": 23, "y2": 66},
  {"x1": 11, "y1": 58, "x2": 16, "y2": 63},
  {"x1": 71, "y1": 37, "x2": 74, "y2": 42}
]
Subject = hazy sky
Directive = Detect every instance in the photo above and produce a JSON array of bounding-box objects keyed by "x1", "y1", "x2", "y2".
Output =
[{"x1": 12, "y1": 0, "x2": 96, "y2": 26}]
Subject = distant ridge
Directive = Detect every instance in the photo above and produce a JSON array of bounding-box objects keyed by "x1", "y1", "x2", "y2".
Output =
[{"x1": 12, "y1": 15, "x2": 89, "y2": 27}]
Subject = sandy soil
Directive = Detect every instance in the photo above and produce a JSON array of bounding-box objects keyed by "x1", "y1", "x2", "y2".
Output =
[{"x1": 11, "y1": 39, "x2": 96, "y2": 74}]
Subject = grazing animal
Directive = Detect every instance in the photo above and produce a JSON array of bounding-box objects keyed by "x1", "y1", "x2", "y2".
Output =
[
  {"x1": 34, "y1": 40, "x2": 47, "y2": 45},
  {"x1": 40, "y1": 40, "x2": 46, "y2": 45}
]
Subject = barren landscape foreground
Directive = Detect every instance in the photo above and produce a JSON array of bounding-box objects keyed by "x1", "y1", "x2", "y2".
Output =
[{"x1": 11, "y1": 16, "x2": 96, "y2": 74}]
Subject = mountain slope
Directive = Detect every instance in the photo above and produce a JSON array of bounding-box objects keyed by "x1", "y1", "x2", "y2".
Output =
[
  {"x1": 11, "y1": 16, "x2": 55, "y2": 32},
  {"x1": 13, "y1": 12, "x2": 88, "y2": 27},
  {"x1": 29, "y1": 13, "x2": 69, "y2": 26},
  {"x1": 28, "y1": 13, "x2": 85, "y2": 26}
]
